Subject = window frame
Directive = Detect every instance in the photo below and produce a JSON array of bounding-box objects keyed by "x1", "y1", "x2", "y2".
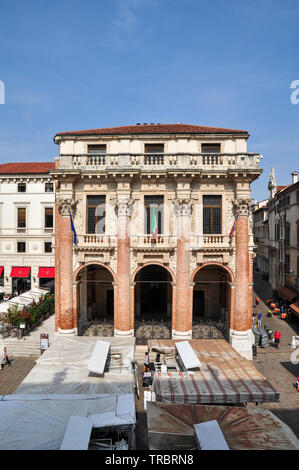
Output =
[{"x1": 202, "y1": 195, "x2": 222, "y2": 234}]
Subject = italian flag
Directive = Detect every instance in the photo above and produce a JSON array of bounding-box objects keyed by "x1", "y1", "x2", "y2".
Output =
[{"x1": 151, "y1": 206, "x2": 158, "y2": 242}]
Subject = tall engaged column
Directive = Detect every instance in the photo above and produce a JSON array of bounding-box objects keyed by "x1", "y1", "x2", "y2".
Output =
[
  {"x1": 56, "y1": 198, "x2": 76, "y2": 335},
  {"x1": 173, "y1": 199, "x2": 192, "y2": 340},
  {"x1": 230, "y1": 198, "x2": 253, "y2": 360},
  {"x1": 114, "y1": 197, "x2": 134, "y2": 336}
]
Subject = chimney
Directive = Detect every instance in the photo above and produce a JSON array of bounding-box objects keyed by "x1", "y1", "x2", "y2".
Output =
[{"x1": 291, "y1": 171, "x2": 298, "y2": 184}]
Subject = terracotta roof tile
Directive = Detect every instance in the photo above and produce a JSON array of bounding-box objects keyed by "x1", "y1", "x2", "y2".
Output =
[
  {"x1": 0, "y1": 162, "x2": 55, "y2": 174},
  {"x1": 55, "y1": 123, "x2": 248, "y2": 138}
]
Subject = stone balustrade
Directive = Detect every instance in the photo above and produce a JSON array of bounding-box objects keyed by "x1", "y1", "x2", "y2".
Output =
[
  {"x1": 76, "y1": 233, "x2": 232, "y2": 250},
  {"x1": 59, "y1": 153, "x2": 260, "y2": 171}
]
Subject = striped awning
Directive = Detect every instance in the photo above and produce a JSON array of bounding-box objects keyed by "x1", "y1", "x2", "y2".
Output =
[
  {"x1": 37, "y1": 267, "x2": 55, "y2": 278},
  {"x1": 10, "y1": 267, "x2": 31, "y2": 278},
  {"x1": 290, "y1": 300, "x2": 299, "y2": 316},
  {"x1": 278, "y1": 286, "x2": 297, "y2": 303},
  {"x1": 150, "y1": 339, "x2": 280, "y2": 404}
]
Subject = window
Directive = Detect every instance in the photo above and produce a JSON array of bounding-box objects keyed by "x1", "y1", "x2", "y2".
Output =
[
  {"x1": 45, "y1": 208, "x2": 53, "y2": 229},
  {"x1": 17, "y1": 208, "x2": 26, "y2": 229},
  {"x1": 285, "y1": 223, "x2": 290, "y2": 246},
  {"x1": 286, "y1": 254, "x2": 290, "y2": 275},
  {"x1": 17, "y1": 183, "x2": 26, "y2": 193},
  {"x1": 145, "y1": 196, "x2": 163, "y2": 234},
  {"x1": 201, "y1": 143, "x2": 221, "y2": 154},
  {"x1": 87, "y1": 196, "x2": 106, "y2": 234},
  {"x1": 145, "y1": 144, "x2": 164, "y2": 165},
  {"x1": 145, "y1": 144, "x2": 164, "y2": 153},
  {"x1": 17, "y1": 241, "x2": 26, "y2": 253},
  {"x1": 44, "y1": 242, "x2": 52, "y2": 253},
  {"x1": 297, "y1": 256, "x2": 299, "y2": 278},
  {"x1": 297, "y1": 223, "x2": 299, "y2": 248},
  {"x1": 203, "y1": 195, "x2": 222, "y2": 234},
  {"x1": 45, "y1": 183, "x2": 54, "y2": 193},
  {"x1": 296, "y1": 190, "x2": 299, "y2": 202},
  {"x1": 88, "y1": 145, "x2": 106, "y2": 154}
]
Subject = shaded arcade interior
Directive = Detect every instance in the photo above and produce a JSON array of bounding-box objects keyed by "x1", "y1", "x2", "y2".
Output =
[
  {"x1": 134, "y1": 265, "x2": 172, "y2": 321},
  {"x1": 77, "y1": 264, "x2": 114, "y2": 323},
  {"x1": 193, "y1": 265, "x2": 231, "y2": 322}
]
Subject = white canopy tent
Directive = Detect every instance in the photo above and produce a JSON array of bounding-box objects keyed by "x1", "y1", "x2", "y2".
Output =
[
  {"x1": 0, "y1": 394, "x2": 135, "y2": 450},
  {"x1": 15, "y1": 336, "x2": 135, "y2": 396}
]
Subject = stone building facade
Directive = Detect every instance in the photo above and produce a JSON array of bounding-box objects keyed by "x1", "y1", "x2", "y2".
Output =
[
  {"x1": 0, "y1": 162, "x2": 56, "y2": 295},
  {"x1": 51, "y1": 123, "x2": 262, "y2": 360},
  {"x1": 265, "y1": 170, "x2": 299, "y2": 307}
]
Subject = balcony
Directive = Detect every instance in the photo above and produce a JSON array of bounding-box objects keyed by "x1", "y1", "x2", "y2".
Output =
[
  {"x1": 75, "y1": 233, "x2": 232, "y2": 251},
  {"x1": 76, "y1": 234, "x2": 117, "y2": 250},
  {"x1": 59, "y1": 152, "x2": 261, "y2": 172}
]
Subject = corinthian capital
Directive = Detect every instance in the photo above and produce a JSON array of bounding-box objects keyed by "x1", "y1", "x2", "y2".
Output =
[
  {"x1": 233, "y1": 198, "x2": 251, "y2": 216},
  {"x1": 173, "y1": 198, "x2": 194, "y2": 216},
  {"x1": 56, "y1": 196, "x2": 77, "y2": 216}
]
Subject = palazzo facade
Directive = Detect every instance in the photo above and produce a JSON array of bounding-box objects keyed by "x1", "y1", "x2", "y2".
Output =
[{"x1": 52, "y1": 123, "x2": 262, "y2": 360}]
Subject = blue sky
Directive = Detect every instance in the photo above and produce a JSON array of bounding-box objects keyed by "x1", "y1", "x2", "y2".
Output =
[{"x1": 0, "y1": 0, "x2": 298, "y2": 201}]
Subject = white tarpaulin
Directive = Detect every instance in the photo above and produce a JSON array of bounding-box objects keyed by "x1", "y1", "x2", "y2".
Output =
[
  {"x1": 0, "y1": 394, "x2": 135, "y2": 450},
  {"x1": 15, "y1": 336, "x2": 135, "y2": 395},
  {"x1": 175, "y1": 341, "x2": 201, "y2": 370}
]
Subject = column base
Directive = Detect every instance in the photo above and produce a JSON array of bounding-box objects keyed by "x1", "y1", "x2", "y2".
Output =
[
  {"x1": 229, "y1": 329, "x2": 253, "y2": 361},
  {"x1": 58, "y1": 327, "x2": 77, "y2": 336},
  {"x1": 114, "y1": 328, "x2": 134, "y2": 337},
  {"x1": 172, "y1": 329, "x2": 192, "y2": 340}
]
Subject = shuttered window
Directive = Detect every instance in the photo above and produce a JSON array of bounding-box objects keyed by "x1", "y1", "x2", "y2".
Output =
[{"x1": 203, "y1": 196, "x2": 222, "y2": 234}]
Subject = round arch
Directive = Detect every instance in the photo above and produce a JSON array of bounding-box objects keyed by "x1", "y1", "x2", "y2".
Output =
[
  {"x1": 191, "y1": 262, "x2": 234, "y2": 326},
  {"x1": 74, "y1": 261, "x2": 117, "y2": 284},
  {"x1": 191, "y1": 262, "x2": 235, "y2": 285},
  {"x1": 74, "y1": 263, "x2": 116, "y2": 328},
  {"x1": 132, "y1": 263, "x2": 174, "y2": 324},
  {"x1": 131, "y1": 261, "x2": 175, "y2": 285}
]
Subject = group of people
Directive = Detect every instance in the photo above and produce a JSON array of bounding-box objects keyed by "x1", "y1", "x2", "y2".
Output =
[{"x1": 254, "y1": 297, "x2": 282, "y2": 349}]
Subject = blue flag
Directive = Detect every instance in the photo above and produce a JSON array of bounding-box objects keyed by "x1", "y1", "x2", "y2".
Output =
[{"x1": 69, "y1": 209, "x2": 77, "y2": 245}]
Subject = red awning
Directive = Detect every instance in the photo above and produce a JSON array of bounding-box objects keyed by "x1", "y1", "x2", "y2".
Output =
[
  {"x1": 38, "y1": 267, "x2": 55, "y2": 278},
  {"x1": 0, "y1": 267, "x2": 3, "y2": 276},
  {"x1": 10, "y1": 267, "x2": 31, "y2": 278},
  {"x1": 278, "y1": 286, "x2": 297, "y2": 303},
  {"x1": 290, "y1": 300, "x2": 299, "y2": 316}
]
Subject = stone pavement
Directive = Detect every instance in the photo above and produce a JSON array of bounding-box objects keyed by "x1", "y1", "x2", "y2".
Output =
[
  {"x1": 252, "y1": 272, "x2": 299, "y2": 438},
  {"x1": 1, "y1": 274, "x2": 299, "y2": 446}
]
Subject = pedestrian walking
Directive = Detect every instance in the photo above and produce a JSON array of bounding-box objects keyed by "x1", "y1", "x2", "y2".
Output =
[
  {"x1": 144, "y1": 352, "x2": 150, "y2": 372},
  {"x1": 257, "y1": 312, "x2": 263, "y2": 327},
  {"x1": 273, "y1": 330, "x2": 281, "y2": 349},
  {"x1": 1, "y1": 346, "x2": 11, "y2": 370},
  {"x1": 296, "y1": 377, "x2": 299, "y2": 392},
  {"x1": 255, "y1": 297, "x2": 260, "y2": 306}
]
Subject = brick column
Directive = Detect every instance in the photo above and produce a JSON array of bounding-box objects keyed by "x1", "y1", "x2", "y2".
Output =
[
  {"x1": 230, "y1": 198, "x2": 253, "y2": 360},
  {"x1": 173, "y1": 199, "x2": 192, "y2": 339},
  {"x1": 56, "y1": 198, "x2": 77, "y2": 335},
  {"x1": 114, "y1": 197, "x2": 134, "y2": 336}
]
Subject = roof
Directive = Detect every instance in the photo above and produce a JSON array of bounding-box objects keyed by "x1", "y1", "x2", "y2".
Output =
[
  {"x1": 0, "y1": 162, "x2": 55, "y2": 175},
  {"x1": 15, "y1": 336, "x2": 135, "y2": 395},
  {"x1": 0, "y1": 394, "x2": 135, "y2": 450},
  {"x1": 54, "y1": 123, "x2": 248, "y2": 138},
  {"x1": 149, "y1": 339, "x2": 279, "y2": 404},
  {"x1": 147, "y1": 402, "x2": 299, "y2": 451}
]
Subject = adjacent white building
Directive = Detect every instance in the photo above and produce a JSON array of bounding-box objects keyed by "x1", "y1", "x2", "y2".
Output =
[{"x1": 0, "y1": 162, "x2": 56, "y2": 295}]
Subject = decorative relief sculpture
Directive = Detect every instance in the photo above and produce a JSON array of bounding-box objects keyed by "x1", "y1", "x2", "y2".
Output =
[{"x1": 173, "y1": 198, "x2": 194, "y2": 216}]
